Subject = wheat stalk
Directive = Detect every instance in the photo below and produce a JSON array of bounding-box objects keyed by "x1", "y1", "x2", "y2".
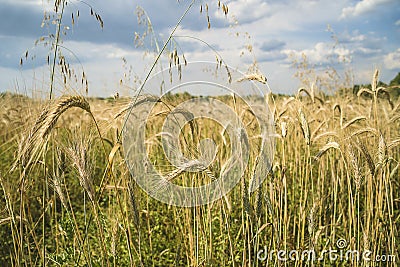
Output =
[
  {"x1": 14, "y1": 95, "x2": 91, "y2": 172},
  {"x1": 65, "y1": 137, "x2": 95, "y2": 203},
  {"x1": 378, "y1": 132, "x2": 387, "y2": 166},
  {"x1": 341, "y1": 116, "x2": 366, "y2": 130},
  {"x1": 348, "y1": 144, "x2": 362, "y2": 192},
  {"x1": 52, "y1": 148, "x2": 68, "y2": 209},
  {"x1": 315, "y1": 141, "x2": 340, "y2": 159},
  {"x1": 358, "y1": 141, "x2": 375, "y2": 177},
  {"x1": 298, "y1": 108, "x2": 310, "y2": 145}
]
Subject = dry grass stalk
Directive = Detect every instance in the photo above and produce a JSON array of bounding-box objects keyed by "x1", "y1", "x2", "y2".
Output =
[
  {"x1": 341, "y1": 116, "x2": 366, "y2": 130},
  {"x1": 236, "y1": 72, "x2": 267, "y2": 84},
  {"x1": 150, "y1": 158, "x2": 214, "y2": 196},
  {"x1": 66, "y1": 137, "x2": 95, "y2": 203},
  {"x1": 372, "y1": 69, "x2": 379, "y2": 92},
  {"x1": 310, "y1": 121, "x2": 326, "y2": 141},
  {"x1": 298, "y1": 108, "x2": 310, "y2": 145},
  {"x1": 114, "y1": 95, "x2": 159, "y2": 119},
  {"x1": 41, "y1": 96, "x2": 91, "y2": 138},
  {"x1": 349, "y1": 127, "x2": 379, "y2": 138},
  {"x1": 358, "y1": 141, "x2": 375, "y2": 177},
  {"x1": 280, "y1": 121, "x2": 287, "y2": 138},
  {"x1": 389, "y1": 163, "x2": 399, "y2": 180},
  {"x1": 52, "y1": 174, "x2": 67, "y2": 209},
  {"x1": 127, "y1": 178, "x2": 140, "y2": 230},
  {"x1": 307, "y1": 203, "x2": 318, "y2": 248},
  {"x1": 312, "y1": 131, "x2": 338, "y2": 142},
  {"x1": 332, "y1": 103, "x2": 341, "y2": 114},
  {"x1": 363, "y1": 232, "x2": 369, "y2": 253},
  {"x1": 357, "y1": 87, "x2": 373, "y2": 98},
  {"x1": 255, "y1": 185, "x2": 264, "y2": 221},
  {"x1": 108, "y1": 143, "x2": 121, "y2": 166},
  {"x1": 388, "y1": 139, "x2": 400, "y2": 150},
  {"x1": 376, "y1": 87, "x2": 394, "y2": 109},
  {"x1": 0, "y1": 216, "x2": 27, "y2": 226},
  {"x1": 298, "y1": 87, "x2": 313, "y2": 101},
  {"x1": 378, "y1": 132, "x2": 387, "y2": 166},
  {"x1": 347, "y1": 144, "x2": 362, "y2": 191},
  {"x1": 14, "y1": 95, "x2": 91, "y2": 171},
  {"x1": 315, "y1": 141, "x2": 340, "y2": 159},
  {"x1": 52, "y1": 149, "x2": 68, "y2": 209}
]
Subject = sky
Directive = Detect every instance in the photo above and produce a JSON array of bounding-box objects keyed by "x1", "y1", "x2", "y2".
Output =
[{"x1": 0, "y1": 0, "x2": 399, "y2": 97}]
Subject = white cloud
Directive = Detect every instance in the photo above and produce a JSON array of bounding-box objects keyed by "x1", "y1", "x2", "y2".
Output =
[
  {"x1": 340, "y1": 0, "x2": 393, "y2": 19},
  {"x1": 338, "y1": 31, "x2": 366, "y2": 43},
  {"x1": 0, "y1": 0, "x2": 49, "y2": 10},
  {"x1": 283, "y1": 42, "x2": 351, "y2": 65},
  {"x1": 215, "y1": 0, "x2": 271, "y2": 24},
  {"x1": 395, "y1": 20, "x2": 400, "y2": 26},
  {"x1": 257, "y1": 50, "x2": 287, "y2": 62},
  {"x1": 60, "y1": 41, "x2": 146, "y2": 62},
  {"x1": 330, "y1": 30, "x2": 385, "y2": 58},
  {"x1": 259, "y1": 39, "x2": 286, "y2": 52},
  {"x1": 355, "y1": 47, "x2": 381, "y2": 55},
  {"x1": 222, "y1": 0, "x2": 349, "y2": 32},
  {"x1": 384, "y1": 49, "x2": 400, "y2": 70},
  {"x1": 0, "y1": 66, "x2": 20, "y2": 91},
  {"x1": 0, "y1": 0, "x2": 41, "y2": 5}
]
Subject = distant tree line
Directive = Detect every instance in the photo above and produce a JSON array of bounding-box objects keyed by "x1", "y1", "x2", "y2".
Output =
[{"x1": 351, "y1": 72, "x2": 400, "y2": 99}]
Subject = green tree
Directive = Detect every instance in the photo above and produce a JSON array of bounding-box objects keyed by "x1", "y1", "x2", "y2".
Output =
[
  {"x1": 389, "y1": 72, "x2": 400, "y2": 86},
  {"x1": 389, "y1": 72, "x2": 400, "y2": 99}
]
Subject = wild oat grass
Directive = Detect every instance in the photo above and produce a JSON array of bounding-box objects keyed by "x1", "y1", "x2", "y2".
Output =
[{"x1": 0, "y1": 77, "x2": 399, "y2": 266}]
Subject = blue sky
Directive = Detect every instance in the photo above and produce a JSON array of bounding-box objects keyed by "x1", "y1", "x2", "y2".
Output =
[{"x1": 0, "y1": 0, "x2": 399, "y2": 96}]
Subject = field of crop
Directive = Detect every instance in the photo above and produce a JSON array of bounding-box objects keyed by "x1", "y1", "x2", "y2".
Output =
[
  {"x1": 0, "y1": 72, "x2": 399, "y2": 266},
  {"x1": 1, "y1": 0, "x2": 399, "y2": 265}
]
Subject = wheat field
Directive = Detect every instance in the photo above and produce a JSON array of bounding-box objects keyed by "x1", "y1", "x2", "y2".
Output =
[
  {"x1": 1, "y1": 0, "x2": 399, "y2": 266},
  {"x1": 0, "y1": 70, "x2": 399, "y2": 266}
]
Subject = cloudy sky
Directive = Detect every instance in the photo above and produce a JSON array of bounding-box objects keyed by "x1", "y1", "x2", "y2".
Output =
[{"x1": 0, "y1": 0, "x2": 399, "y2": 97}]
